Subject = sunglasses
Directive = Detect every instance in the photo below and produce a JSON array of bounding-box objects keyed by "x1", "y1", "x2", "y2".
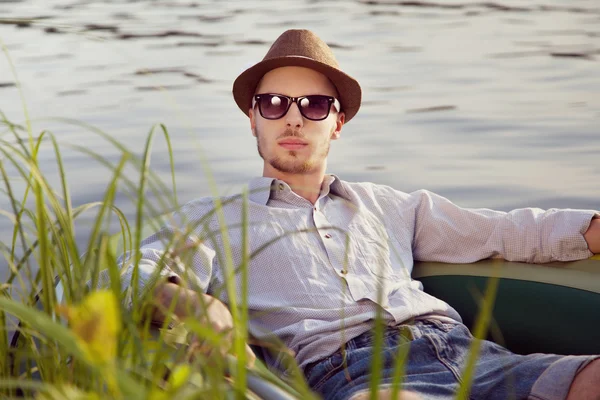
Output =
[{"x1": 252, "y1": 93, "x2": 341, "y2": 121}]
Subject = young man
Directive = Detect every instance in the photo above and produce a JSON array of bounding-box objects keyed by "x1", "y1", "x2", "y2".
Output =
[{"x1": 126, "y1": 30, "x2": 600, "y2": 400}]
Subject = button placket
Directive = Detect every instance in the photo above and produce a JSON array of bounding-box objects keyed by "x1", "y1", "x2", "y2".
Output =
[{"x1": 313, "y1": 207, "x2": 342, "y2": 269}]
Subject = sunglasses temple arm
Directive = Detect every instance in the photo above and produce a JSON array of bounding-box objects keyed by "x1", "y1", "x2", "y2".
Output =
[{"x1": 333, "y1": 98, "x2": 341, "y2": 112}]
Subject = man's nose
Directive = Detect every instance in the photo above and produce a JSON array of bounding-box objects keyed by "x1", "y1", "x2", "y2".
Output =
[{"x1": 285, "y1": 102, "x2": 303, "y2": 128}]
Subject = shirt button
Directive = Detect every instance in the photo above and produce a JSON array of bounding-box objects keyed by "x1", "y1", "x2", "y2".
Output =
[
  {"x1": 324, "y1": 233, "x2": 332, "y2": 239},
  {"x1": 340, "y1": 270, "x2": 347, "y2": 275},
  {"x1": 278, "y1": 184, "x2": 284, "y2": 190}
]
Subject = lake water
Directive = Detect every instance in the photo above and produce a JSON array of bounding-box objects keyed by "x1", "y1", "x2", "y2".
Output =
[{"x1": 1, "y1": 0, "x2": 599, "y2": 282}]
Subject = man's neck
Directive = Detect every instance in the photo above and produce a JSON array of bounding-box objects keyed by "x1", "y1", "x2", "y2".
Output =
[{"x1": 263, "y1": 168, "x2": 325, "y2": 204}]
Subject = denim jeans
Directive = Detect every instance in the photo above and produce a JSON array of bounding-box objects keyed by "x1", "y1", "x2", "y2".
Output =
[{"x1": 303, "y1": 319, "x2": 597, "y2": 400}]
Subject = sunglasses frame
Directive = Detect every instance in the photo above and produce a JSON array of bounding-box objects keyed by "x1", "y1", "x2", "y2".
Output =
[{"x1": 252, "y1": 93, "x2": 341, "y2": 121}]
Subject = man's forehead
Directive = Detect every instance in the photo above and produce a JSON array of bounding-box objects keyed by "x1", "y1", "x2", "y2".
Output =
[{"x1": 256, "y1": 66, "x2": 338, "y2": 96}]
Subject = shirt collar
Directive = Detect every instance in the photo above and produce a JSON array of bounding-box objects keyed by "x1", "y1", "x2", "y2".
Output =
[{"x1": 248, "y1": 174, "x2": 350, "y2": 205}]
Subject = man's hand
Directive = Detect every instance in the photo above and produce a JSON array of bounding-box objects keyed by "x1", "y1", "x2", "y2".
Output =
[
  {"x1": 584, "y1": 216, "x2": 600, "y2": 254},
  {"x1": 150, "y1": 281, "x2": 256, "y2": 366}
]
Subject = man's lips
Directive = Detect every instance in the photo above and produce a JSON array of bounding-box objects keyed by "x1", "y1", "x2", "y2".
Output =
[{"x1": 278, "y1": 139, "x2": 308, "y2": 150}]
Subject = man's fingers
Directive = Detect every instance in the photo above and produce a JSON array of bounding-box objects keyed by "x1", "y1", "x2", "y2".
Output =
[{"x1": 245, "y1": 344, "x2": 257, "y2": 368}]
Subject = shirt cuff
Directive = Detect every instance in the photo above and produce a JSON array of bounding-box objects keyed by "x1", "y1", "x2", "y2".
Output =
[{"x1": 550, "y1": 210, "x2": 597, "y2": 261}]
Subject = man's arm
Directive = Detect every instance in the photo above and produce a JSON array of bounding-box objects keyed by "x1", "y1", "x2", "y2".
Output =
[
  {"x1": 406, "y1": 189, "x2": 598, "y2": 264},
  {"x1": 583, "y1": 215, "x2": 600, "y2": 254},
  {"x1": 117, "y1": 212, "x2": 255, "y2": 364}
]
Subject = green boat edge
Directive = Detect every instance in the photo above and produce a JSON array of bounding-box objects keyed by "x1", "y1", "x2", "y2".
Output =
[{"x1": 412, "y1": 257, "x2": 600, "y2": 355}]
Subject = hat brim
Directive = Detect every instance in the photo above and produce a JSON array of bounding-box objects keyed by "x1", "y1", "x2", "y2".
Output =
[{"x1": 232, "y1": 56, "x2": 362, "y2": 122}]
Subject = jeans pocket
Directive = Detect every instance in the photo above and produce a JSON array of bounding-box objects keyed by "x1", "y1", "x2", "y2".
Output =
[{"x1": 307, "y1": 351, "x2": 346, "y2": 392}]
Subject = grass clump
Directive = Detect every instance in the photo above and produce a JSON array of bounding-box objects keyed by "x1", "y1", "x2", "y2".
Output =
[{"x1": 0, "y1": 106, "x2": 317, "y2": 399}]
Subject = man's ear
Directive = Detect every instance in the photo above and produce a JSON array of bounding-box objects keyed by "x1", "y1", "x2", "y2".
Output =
[
  {"x1": 249, "y1": 108, "x2": 257, "y2": 137},
  {"x1": 331, "y1": 112, "x2": 345, "y2": 140}
]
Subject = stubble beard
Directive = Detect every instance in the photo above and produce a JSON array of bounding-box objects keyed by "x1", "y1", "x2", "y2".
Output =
[{"x1": 255, "y1": 127, "x2": 331, "y2": 175}]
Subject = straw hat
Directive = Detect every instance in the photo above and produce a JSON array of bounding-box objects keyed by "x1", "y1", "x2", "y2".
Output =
[{"x1": 232, "y1": 29, "x2": 362, "y2": 122}]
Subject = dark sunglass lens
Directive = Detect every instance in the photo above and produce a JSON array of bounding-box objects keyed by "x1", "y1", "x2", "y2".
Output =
[
  {"x1": 299, "y1": 96, "x2": 331, "y2": 120},
  {"x1": 259, "y1": 95, "x2": 289, "y2": 119}
]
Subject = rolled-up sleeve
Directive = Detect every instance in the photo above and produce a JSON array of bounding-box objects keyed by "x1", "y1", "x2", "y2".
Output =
[{"x1": 410, "y1": 190, "x2": 596, "y2": 263}]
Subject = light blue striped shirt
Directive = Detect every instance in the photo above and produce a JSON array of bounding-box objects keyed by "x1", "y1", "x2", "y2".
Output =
[{"x1": 120, "y1": 175, "x2": 596, "y2": 370}]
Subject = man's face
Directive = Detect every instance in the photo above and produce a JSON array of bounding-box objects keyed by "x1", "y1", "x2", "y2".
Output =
[{"x1": 249, "y1": 66, "x2": 345, "y2": 176}]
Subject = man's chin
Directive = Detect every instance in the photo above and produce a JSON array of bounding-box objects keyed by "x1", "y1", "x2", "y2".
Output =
[{"x1": 270, "y1": 160, "x2": 314, "y2": 175}]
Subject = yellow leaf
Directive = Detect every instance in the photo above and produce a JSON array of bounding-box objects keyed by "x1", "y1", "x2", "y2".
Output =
[
  {"x1": 148, "y1": 391, "x2": 169, "y2": 400},
  {"x1": 57, "y1": 290, "x2": 121, "y2": 365},
  {"x1": 36, "y1": 385, "x2": 100, "y2": 400},
  {"x1": 168, "y1": 364, "x2": 191, "y2": 390}
]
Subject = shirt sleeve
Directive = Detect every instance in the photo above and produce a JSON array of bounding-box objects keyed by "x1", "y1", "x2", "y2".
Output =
[
  {"x1": 117, "y1": 215, "x2": 217, "y2": 306},
  {"x1": 409, "y1": 190, "x2": 597, "y2": 263}
]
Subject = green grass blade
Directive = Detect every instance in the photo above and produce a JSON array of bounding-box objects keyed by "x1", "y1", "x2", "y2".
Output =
[
  {"x1": 455, "y1": 265, "x2": 500, "y2": 400},
  {"x1": 0, "y1": 37, "x2": 32, "y2": 147},
  {"x1": 130, "y1": 124, "x2": 168, "y2": 338},
  {"x1": 0, "y1": 296, "x2": 84, "y2": 360},
  {"x1": 232, "y1": 187, "x2": 249, "y2": 399},
  {"x1": 368, "y1": 297, "x2": 384, "y2": 400},
  {"x1": 80, "y1": 154, "x2": 129, "y2": 298}
]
